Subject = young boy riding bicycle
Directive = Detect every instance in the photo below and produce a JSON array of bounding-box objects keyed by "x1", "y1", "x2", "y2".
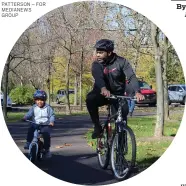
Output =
[{"x1": 22, "y1": 90, "x2": 55, "y2": 158}]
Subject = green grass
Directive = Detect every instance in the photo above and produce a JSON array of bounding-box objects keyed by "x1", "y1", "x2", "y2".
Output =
[
  {"x1": 136, "y1": 140, "x2": 171, "y2": 170},
  {"x1": 85, "y1": 117, "x2": 180, "y2": 172},
  {"x1": 5, "y1": 111, "x2": 89, "y2": 123},
  {"x1": 6, "y1": 112, "x2": 26, "y2": 122},
  {"x1": 128, "y1": 117, "x2": 155, "y2": 138}
]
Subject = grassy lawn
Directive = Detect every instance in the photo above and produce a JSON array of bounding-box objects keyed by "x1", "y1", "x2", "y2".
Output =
[
  {"x1": 5, "y1": 111, "x2": 88, "y2": 123},
  {"x1": 85, "y1": 117, "x2": 180, "y2": 172},
  {"x1": 6, "y1": 112, "x2": 26, "y2": 122}
]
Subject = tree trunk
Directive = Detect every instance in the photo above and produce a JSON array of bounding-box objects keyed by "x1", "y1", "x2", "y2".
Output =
[
  {"x1": 79, "y1": 48, "x2": 84, "y2": 111},
  {"x1": 163, "y1": 36, "x2": 170, "y2": 120},
  {"x1": 65, "y1": 58, "x2": 71, "y2": 115},
  {"x1": 151, "y1": 23, "x2": 164, "y2": 137},
  {"x1": 47, "y1": 61, "x2": 51, "y2": 105},
  {"x1": 74, "y1": 74, "x2": 78, "y2": 106},
  {"x1": 3, "y1": 56, "x2": 10, "y2": 119},
  {"x1": 133, "y1": 49, "x2": 140, "y2": 73}
]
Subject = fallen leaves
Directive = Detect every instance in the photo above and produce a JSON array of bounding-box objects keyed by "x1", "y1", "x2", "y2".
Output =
[{"x1": 55, "y1": 143, "x2": 72, "y2": 149}]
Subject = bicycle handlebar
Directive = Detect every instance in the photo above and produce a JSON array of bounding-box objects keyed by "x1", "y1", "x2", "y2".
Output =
[
  {"x1": 106, "y1": 94, "x2": 137, "y2": 101},
  {"x1": 25, "y1": 119, "x2": 50, "y2": 126}
]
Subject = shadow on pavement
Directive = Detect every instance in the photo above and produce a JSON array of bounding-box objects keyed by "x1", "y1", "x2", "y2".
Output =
[{"x1": 23, "y1": 152, "x2": 116, "y2": 185}]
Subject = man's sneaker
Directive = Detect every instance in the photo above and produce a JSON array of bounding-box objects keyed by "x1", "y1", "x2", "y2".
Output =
[
  {"x1": 24, "y1": 142, "x2": 30, "y2": 149},
  {"x1": 45, "y1": 150, "x2": 52, "y2": 159},
  {"x1": 92, "y1": 125, "x2": 102, "y2": 139}
]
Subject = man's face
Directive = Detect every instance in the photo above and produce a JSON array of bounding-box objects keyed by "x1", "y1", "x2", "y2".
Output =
[
  {"x1": 96, "y1": 50, "x2": 111, "y2": 62},
  {"x1": 35, "y1": 99, "x2": 45, "y2": 108}
]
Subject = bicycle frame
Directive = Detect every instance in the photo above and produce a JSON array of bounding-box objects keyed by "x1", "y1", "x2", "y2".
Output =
[
  {"x1": 108, "y1": 95, "x2": 136, "y2": 130},
  {"x1": 28, "y1": 127, "x2": 40, "y2": 158},
  {"x1": 25, "y1": 120, "x2": 49, "y2": 161}
]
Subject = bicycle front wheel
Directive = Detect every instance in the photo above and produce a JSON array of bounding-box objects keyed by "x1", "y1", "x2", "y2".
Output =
[
  {"x1": 97, "y1": 126, "x2": 110, "y2": 169},
  {"x1": 37, "y1": 140, "x2": 44, "y2": 161},
  {"x1": 29, "y1": 144, "x2": 37, "y2": 163},
  {"x1": 110, "y1": 126, "x2": 136, "y2": 181}
]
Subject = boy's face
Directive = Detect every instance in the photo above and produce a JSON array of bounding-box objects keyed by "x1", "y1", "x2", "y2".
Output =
[{"x1": 35, "y1": 99, "x2": 45, "y2": 108}]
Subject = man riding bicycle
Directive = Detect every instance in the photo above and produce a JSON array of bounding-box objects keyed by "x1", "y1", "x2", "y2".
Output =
[{"x1": 86, "y1": 39, "x2": 144, "y2": 139}]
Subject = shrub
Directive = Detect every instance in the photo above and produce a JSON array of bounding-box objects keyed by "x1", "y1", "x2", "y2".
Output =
[{"x1": 9, "y1": 85, "x2": 35, "y2": 105}]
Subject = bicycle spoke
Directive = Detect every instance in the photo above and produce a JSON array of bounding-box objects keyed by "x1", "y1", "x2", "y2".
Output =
[
  {"x1": 111, "y1": 126, "x2": 136, "y2": 180},
  {"x1": 97, "y1": 127, "x2": 110, "y2": 169}
]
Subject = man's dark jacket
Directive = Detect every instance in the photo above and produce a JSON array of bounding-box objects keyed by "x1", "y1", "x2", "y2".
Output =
[{"x1": 91, "y1": 53, "x2": 140, "y2": 95}]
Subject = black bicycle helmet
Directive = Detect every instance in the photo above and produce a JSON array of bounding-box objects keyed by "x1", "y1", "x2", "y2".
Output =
[
  {"x1": 94, "y1": 39, "x2": 114, "y2": 52},
  {"x1": 33, "y1": 90, "x2": 47, "y2": 101}
]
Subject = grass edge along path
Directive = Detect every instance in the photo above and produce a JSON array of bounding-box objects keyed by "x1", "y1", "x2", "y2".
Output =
[{"x1": 85, "y1": 117, "x2": 179, "y2": 172}]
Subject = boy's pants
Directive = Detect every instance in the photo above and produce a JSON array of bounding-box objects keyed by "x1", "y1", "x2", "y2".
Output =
[{"x1": 26, "y1": 125, "x2": 51, "y2": 150}]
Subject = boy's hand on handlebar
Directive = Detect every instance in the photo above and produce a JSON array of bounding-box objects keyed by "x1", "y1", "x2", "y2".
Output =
[
  {"x1": 21, "y1": 117, "x2": 26, "y2": 122},
  {"x1": 101, "y1": 87, "x2": 110, "y2": 97},
  {"x1": 49, "y1": 122, "x2": 54, "y2": 127},
  {"x1": 135, "y1": 92, "x2": 145, "y2": 102}
]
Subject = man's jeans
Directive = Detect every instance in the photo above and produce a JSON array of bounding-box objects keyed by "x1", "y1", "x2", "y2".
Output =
[{"x1": 127, "y1": 99, "x2": 135, "y2": 113}]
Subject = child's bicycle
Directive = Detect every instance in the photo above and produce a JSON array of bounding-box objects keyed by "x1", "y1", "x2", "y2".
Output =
[
  {"x1": 25, "y1": 120, "x2": 51, "y2": 164},
  {"x1": 97, "y1": 95, "x2": 137, "y2": 181}
]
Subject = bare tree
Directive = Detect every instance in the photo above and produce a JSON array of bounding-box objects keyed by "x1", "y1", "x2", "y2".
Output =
[{"x1": 2, "y1": 31, "x2": 32, "y2": 118}]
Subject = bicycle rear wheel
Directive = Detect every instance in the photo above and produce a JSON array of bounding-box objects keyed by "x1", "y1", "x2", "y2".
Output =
[
  {"x1": 110, "y1": 126, "x2": 136, "y2": 181},
  {"x1": 97, "y1": 126, "x2": 110, "y2": 169}
]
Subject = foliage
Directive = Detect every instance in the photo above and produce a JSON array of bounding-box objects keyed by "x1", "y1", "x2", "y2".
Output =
[
  {"x1": 149, "y1": 59, "x2": 185, "y2": 85},
  {"x1": 9, "y1": 85, "x2": 35, "y2": 105},
  {"x1": 166, "y1": 59, "x2": 185, "y2": 84},
  {"x1": 59, "y1": 87, "x2": 91, "y2": 105}
]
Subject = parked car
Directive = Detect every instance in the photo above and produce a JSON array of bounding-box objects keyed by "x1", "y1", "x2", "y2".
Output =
[
  {"x1": 136, "y1": 80, "x2": 157, "y2": 106},
  {"x1": 168, "y1": 84, "x2": 186, "y2": 105},
  {"x1": 56, "y1": 89, "x2": 74, "y2": 104},
  {"x1": 0, "y1": 91, "x2": 12, "y2": 109}
]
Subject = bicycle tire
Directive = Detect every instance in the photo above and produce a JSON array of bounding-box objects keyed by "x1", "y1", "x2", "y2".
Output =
[
  {"x1": 29, "y1": 144, "x2": 37, "y2": 163},
  {"x1": 110, "y1": 126, "x2": 136, "y2": 181},
  {"x1": 37, "y1": 140, "x2": 44, "y2": 161},
  {"x1": 97, "y1": 126, "x2": 110, "y2": 169}
]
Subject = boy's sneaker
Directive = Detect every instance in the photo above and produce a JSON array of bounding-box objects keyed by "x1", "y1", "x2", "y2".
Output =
[
  {"x1": 45, "y1": 150, "x2": 52, "y2": 158},
  {"x1": 24, "y1": 142, "x2": 30, "y2": 149}
]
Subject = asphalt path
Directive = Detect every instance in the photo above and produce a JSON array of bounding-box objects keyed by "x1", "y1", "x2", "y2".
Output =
[{"x1": 7, "y1": 115, "x2": 124, "y2": 185}]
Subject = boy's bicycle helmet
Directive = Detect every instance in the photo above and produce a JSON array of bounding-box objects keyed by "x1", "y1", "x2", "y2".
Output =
[
  {"x1": 94, "y1": 39, "x2": 114, "y2": 52},
  {"x1": 33, "y1": 90, "x2": 47, "y2": 101}
]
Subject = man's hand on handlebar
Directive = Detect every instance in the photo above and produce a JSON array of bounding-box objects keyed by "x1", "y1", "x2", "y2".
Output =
[
  {"x1": 101, "y1": 87, "x2": 111, "y2": 97},
  {"x1": 135, "y1": 92, "x2": 145, "y2": 102}
]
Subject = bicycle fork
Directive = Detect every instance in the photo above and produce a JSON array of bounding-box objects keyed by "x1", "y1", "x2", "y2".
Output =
[{"x1": 29, "y1": 130, "x2": 39, "y2": 159}]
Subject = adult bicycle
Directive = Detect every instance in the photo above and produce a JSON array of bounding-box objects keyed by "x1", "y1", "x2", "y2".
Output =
[{"x1": 96, "y1": 95, "x2": 137, "y2": 180}]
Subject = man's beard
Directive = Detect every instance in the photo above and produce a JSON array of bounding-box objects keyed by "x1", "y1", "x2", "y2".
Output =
[
  {"x1": 97, "y1": 58, "x2": 105, "y2": 63},
  {"x1": 97, "y1": 55, "x2": 109, "y2": 63}
]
